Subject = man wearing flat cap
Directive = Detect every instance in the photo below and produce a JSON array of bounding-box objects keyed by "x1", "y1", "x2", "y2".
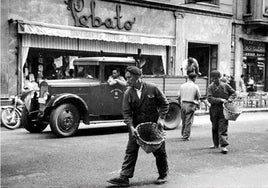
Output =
[
  {"x1": 107, "y1": 66, "x2": 169, "y2": 186},
  {"x1": 207, "y1": 70, "x2": 237, "y2": 154},
  {"x1": 178, "y1": 72, "x2": 200, "y2": 141}
]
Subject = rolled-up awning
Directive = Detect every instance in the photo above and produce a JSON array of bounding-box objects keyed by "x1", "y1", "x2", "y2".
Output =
[{"x1": 17, "y1": 20, "x2": 175, "y2": 46}]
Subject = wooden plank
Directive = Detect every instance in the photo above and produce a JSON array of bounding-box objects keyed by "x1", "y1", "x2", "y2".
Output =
[{"x1": 141, "y1": 76, "x2": 208, "y2": 98}]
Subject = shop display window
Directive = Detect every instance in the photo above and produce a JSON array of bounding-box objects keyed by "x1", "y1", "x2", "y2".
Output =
[{"x1": 23, "y1": 48, "x2": 165, "y2": 84}]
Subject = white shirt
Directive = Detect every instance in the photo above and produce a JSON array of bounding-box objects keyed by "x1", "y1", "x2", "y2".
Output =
[
  {"x1": 135, "y1": 84, "x2": 143, "y2": 99},
  {"x1": 178, "y1": 80, "x2": 200, "y2": 104}
]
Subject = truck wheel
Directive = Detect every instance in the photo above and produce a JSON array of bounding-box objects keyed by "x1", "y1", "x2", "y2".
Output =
[
  {"x1": 50, "y1": 103, "x2": 80, "y2": 137},
  {"x1": 21, "y1": 107, "x2": 48, "y2": 133},
  {"x1": 164, "y1": 102, "x2": 181, "y2": 130}
]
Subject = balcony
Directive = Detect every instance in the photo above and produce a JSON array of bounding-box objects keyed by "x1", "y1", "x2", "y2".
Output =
[{"x1": 243, "y1": 0, "x2": 268, "y2": 29}]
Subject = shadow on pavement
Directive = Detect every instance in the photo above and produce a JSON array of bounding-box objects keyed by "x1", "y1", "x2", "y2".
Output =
[
  {"x1": 37, "y1": 126, "x2": 129, "y2": 139},
  {"x1": 106, "y1": 179, "x2": 157, "y2": 188}
]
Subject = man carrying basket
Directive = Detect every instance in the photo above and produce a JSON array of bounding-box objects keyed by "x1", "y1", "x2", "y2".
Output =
[
  {"x1": 207, "y1": 70, "x2": 237, "y2": 154},
  {"x1": 107, "y1": 66, "x2": 169, "y2": 186}
]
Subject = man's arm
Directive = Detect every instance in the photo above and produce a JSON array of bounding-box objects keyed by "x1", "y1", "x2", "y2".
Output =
[
  {"x1": 115, "y1": 76, "x2": 127, "y2": 86},
  {"x1": 123, "y1": 89, "x2": 137, "y2": 137},
  {"x1": 155, "y1": 86, "x2": 169, "y2": 119},
  {"x1": 196, "y1": 86, "x2": 201, "y2": 100},
  {"x1": 177, "y1": 89, "x2": 181, "y2": 105},
  {"x1": 227, "y1": 84, "x2": 237, "y2": 101},
  {"x1": 107, "y1": 76, "x2": 117, "y2": 85}
]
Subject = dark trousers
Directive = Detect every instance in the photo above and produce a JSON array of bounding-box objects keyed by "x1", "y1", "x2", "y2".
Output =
[
  {"x1": 209, "y1": 106, "x2": 229, "y2": 147},
  {"x1": 120, "y1": 132, "x2": 168, "y2": 178},
  {"x1": 181, "y1": 102, "x2": 196, "y2": 138}
]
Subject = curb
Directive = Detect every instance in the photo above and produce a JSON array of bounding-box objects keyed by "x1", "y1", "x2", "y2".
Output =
[{"x1": 195, "y1": 108, "x2": 268, "y2": 116}]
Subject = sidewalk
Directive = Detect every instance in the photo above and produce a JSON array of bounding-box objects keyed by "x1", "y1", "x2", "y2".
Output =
[
  {"x1": 194, "y1": 106, "x2": 268, "y2": 127},
  {"x1": 195, "y1": 106, "x2": 268, "y2": 116}
]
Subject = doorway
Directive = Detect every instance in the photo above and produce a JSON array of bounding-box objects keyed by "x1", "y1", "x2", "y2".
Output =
[{"x1": 188, "y1": 42, "x2": 218, "y2": 79}]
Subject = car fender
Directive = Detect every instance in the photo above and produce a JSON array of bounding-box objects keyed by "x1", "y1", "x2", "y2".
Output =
[{"x1": 45, "y1": 93, "x2": 89, "y2": 124}]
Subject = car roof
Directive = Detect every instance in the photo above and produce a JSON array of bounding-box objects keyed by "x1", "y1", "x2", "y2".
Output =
[{"x1": 73, "y1": 57, "x2": 136, "y2": 66}]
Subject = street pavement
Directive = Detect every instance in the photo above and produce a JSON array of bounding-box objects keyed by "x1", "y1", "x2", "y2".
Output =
[{"x1": 1, "y1": 111, "x2": 268, "y2": 188}]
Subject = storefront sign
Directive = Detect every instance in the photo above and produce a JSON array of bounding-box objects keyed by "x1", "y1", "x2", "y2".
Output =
[
  {"x1": 243, "y1": 40, "x2": 266, "y2": 53},
  {"x1": 65, "y1": 0, "x2": 136, "y2": 31},
  {"x1": 243, "y1": 52, "x2": 265, "y2": 57}
]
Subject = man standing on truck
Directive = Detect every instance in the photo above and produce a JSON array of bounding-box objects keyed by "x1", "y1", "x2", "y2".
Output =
[
  {"x1": 178, "y1": 72, "x2": 201, "y2": 141},
  {"x1": 107, "y1": 66, "x2": 169, "y2": 186},
  {"x1": 207, "y1": 70, "x2": 236, "y2": 154}
]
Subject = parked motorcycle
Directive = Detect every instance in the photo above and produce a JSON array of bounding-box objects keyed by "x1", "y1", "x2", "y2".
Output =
[{"x1": 1, "y1": 95, "x2": 24, "y2": 130}]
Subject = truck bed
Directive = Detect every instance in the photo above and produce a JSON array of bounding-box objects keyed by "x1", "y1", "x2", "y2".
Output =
[{"x1": 142, "y1": 75, "x2": 208, "y2": 99}]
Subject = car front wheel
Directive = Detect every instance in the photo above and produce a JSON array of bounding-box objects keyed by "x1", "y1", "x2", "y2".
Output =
[{"x1": 50, "y1": 103, "x2": 80, "y2": 137}]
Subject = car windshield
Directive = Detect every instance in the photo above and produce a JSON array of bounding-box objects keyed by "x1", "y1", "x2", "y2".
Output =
[{"x1": 74, "y1": 65, "x2": 100, "y2": 80}]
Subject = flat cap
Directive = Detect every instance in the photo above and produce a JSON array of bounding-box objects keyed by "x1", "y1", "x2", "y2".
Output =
[
  {"x1": 125, "y1": 66, "x2": 142, "y2": 76},
  {"x1": 210, "y1": 70, "x2": 221, "y2": 78}
]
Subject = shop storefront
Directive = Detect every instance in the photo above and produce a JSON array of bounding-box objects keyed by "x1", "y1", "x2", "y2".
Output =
[
  {"x1": 242, "y1": 40, "x2": 266, "y2": 91},
  {"x1": 14, "y1": 0, "x2": 176, "y2": 92},
  {"x1": 1, "y1": 0, "x2": 234, "y2": 96}
]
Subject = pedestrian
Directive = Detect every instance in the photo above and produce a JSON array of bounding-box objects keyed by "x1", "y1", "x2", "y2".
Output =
[
  {"x1": 23, "y1": 73, "x2": 39, "y2": 91},
  {"x1": 178, "y1": 72, "x2": 201, "y2": 141},
  {"x1": 207, "y1": 70, "x2": 237, "y2": 154},
  {"x1": 238, "y1": 74, "x2": 246, "y2": 92},
  {"x1": 229, "y1": 76, "x2": 236, "y2": 90},
  {"x1": 107, "y1": 66, "x2": 169, "y2": 186},
  {"x1": 247, "y1": 76, "x2": 255, "y2": 92}
]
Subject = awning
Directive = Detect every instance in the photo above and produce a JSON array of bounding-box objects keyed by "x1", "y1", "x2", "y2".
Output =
[{"x1": 18, "y1": 20, "x2": 175, "y2": 46}]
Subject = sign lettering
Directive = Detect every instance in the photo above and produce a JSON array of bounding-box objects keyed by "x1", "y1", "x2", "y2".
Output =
[{"x1": 65, "y1": 0, "x2": 136, "y2": 31}]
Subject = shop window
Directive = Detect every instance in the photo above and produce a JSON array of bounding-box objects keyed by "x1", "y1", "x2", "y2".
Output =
[
  {"x1": 140, "y1": 55, "x2": 165, "y2": 75},
  {"x1": 243, "y1": 56, "x2": 265, "y2": 91},
  {"x1": 74, "y1": 65, "x2": 100, "y2": 80},
  {"x1": 24, "y1": 48, "x2": 165, "y2": 84}
]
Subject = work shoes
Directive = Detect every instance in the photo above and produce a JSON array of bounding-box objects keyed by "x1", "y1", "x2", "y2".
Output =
[
  {"x1": 221, "y1": 147, "x2": 228, "y2": 154},
  {"x1": 107, "y1": 176, "x2": 129, "y2": 187},
  {"x1": 155, "y1": 176, "x2": 168, "y2": 184},
  {"x1": 181, "y1": 136, "x2": 190, "y2": 141}
]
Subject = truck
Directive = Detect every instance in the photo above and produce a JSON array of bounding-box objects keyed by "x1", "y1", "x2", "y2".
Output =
[{"x1": 21, "y1": 56, "x2": 208, "y2": 137}]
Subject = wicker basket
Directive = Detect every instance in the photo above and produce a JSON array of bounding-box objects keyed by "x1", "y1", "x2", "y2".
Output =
[
  {"x1": 135, "y1": 122, "x2": 165, "y2": 153},
  {"x1": 223, "y1": 102, "x2": 242, "y2": 121}
]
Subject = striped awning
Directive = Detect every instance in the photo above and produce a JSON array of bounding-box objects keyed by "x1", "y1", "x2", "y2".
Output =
[{"x1": 18, "y1": 20, "x2": 175, "y2": 46}]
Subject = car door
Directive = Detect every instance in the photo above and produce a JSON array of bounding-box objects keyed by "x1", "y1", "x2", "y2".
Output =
[{"x1": 98, "y1": 83, "x2": 126, "y2": 116}]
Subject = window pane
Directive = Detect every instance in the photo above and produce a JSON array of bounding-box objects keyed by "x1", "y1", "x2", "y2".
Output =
[{"x1": 265, "y1": 0, "x2": 268, "y2": 14}]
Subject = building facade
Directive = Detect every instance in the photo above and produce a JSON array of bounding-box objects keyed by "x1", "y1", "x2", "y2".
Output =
[
  {"x1": 1, "y1": 0, "x2": 234, "y2": 97},
  {"x1": 233, "y1": 0, "x2": 268, "y2": 91}
]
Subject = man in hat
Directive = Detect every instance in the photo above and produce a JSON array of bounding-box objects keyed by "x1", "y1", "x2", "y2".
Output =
[
  {"x1": 178, "y1": 72, "x2": 201, "y2": 141},
  {"x1": 107, "y1": 66, "x2": 169, "y2": 186},
  {"x1": 207, "y1": 70, "x2": 237, "y2": 154}
]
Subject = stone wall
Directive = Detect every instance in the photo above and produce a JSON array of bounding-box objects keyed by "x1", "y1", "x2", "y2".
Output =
[{"x1": 175, "y1": 12, "x2": 232, "y2": 75}]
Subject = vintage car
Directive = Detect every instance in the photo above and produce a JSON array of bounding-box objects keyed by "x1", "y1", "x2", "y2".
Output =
[
  {"x1": 21, "y1": 57, "x2": 181, "y2": 137},
  {"x1": 21, "y1": 57, "x2": 135, "y2": 137}
]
